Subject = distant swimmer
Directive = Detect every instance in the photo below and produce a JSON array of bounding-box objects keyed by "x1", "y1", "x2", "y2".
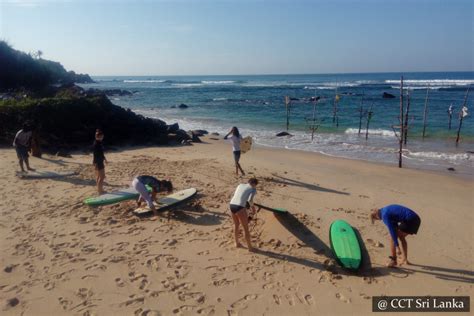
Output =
[
  {"x1": 229, "y1": 178, "x2": 258, "y2": 251},
  {"x1": 224, "y1": 126, "x2": 245, "y2": 176},
  {"x1": 132, "y1": 175, "x2": 173, "y2": 216},
  {"x1": 370, "y1": 204, "x2": 421, "y2": 267}
]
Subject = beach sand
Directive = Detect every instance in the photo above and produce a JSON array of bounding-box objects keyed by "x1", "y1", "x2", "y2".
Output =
[{"x1": 0, "y1": 136, "x2": 472, "y2": 315}]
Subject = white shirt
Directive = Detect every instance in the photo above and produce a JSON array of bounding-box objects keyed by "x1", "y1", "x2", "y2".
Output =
[
  {"x1": 230, "y1": 184, "x2": 256, "y2": 207},
  {"x1": 227, "y1": 135, "x2": 242, "y2": 152},
  {"x1": 13, "y1": 129, "x2": 32, "y2": 147}
]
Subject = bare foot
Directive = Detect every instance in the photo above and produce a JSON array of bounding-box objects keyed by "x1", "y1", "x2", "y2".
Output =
[
  {"x1": 386, "y1": 259, "x2": 397, "y2": 268},
  {"x1": 399, "y1": 259, "x2": 411, "y2": 266},
  {"x1": 248, "y1": 246, "x2": 256, "y2": 252},
  {"x1": 27, "y1": 167, "x2": 35, "y2": 171},
  {"x1": 235, "y1": 243, "x2": 243, "y2": 248}
]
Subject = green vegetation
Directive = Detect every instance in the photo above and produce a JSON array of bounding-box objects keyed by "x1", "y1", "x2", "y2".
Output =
[{"x1": 0, "y1": 40, "x2": 93, "y2": 91}]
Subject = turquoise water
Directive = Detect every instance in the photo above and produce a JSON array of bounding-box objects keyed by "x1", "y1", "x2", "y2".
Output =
[{"x1": 80, "y1": 72, "x2": 474, "y2": 175}]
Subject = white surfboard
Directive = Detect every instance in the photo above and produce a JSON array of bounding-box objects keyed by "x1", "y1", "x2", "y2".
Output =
[
  {"x1": 17, "y1": 170, "x2": 77, "y2": 179},
  {"x1": 133, "y1": 188, "x2": 197, "y2": 215},
  {"x1": 240, "y1": 136, "x2": 253, "y2": 154}
]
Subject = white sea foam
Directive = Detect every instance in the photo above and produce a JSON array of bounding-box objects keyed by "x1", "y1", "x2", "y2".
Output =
[
  {"x1": 171, "y1": 83, "x2": 204, "y2": 87},
  {"x1": 212, "y1": 97, "x2": 228, "y2": 101},
  {"x1": 385, "y1": 79, "x2": 474, "y2": 86},
  {"x1": 344, "y1": 128, "x2": 396, "y2": 137},
  {"x1": 201, "y1": 80, "x2": 236, "y2": 84},
  {"x1": 405, "y1": 150, "x2": 471, "y2": 162},
  {"x1": 123, "y1": 79, "x2": 166, "y2": 83}
]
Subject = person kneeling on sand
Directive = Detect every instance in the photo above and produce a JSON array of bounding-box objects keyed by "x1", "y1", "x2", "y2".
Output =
[
  {"x1": 132, "y1": 175, "x2": 173, "y2": 216},
  {"x1": 229, "y1": 178, "x2": 258, "y2": 251},
  {"x1": 370, "y1": 204, "x2": 421, "y2": 268}
]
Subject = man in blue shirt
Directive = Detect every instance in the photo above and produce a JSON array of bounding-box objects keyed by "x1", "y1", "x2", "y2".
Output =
[{"x1": 370, "y1": 204, "x2": 421, "y2": 268}]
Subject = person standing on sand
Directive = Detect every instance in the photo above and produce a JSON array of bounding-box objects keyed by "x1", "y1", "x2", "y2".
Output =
[
  {"x1": 370, "y1": 204, "x2": 421, "y2": 268},
  {"x1": 229, "y1": 178, "x2": 258, "y2": 251},
  {"x1": 92, "y1": 129, "x2": 107, "y2": 194},
  {"x1": 224, "y1": 126, "x2": 245, "y2": 176},
  {"x1": 13, "y1": 124, "x2": 34, "y2": 173},
  {"x1": 132, "y1": 175, "x2": 173, "y2": 216}
]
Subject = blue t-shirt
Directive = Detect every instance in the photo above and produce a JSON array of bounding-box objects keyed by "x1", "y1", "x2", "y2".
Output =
[
  {"x1": 380, "y1": 204, "x2": 418, "y2": 247},
  {"x1": 137, "y1": 175, "x2": 160, "y2": 190}
]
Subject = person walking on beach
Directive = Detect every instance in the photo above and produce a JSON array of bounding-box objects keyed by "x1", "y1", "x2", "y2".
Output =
[
  {"x1": 93, "y1": 129, "x2": 107, "y2": 194},
  {"x1": 224, "y1": 126, "x2": 245, "y2": 176},
  {"x1": 229, "y1": 178, "x2": 258, "y2": 251},
  {"x1": 370, "y1": 204, "x2": 421, "y2": 268},
  {"x1": 132, "y1": 175, "x2": 173, "y2": 216},
  {"x1": 13, "y1": 124, "x2": 34, "y2": 173}
]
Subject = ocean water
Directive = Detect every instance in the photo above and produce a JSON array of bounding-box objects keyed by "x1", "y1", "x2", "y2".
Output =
[{"x1": 80, "y1": 72, "x2": 474, "y2": 176}]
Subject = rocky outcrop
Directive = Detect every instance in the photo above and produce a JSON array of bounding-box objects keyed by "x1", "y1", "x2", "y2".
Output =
[
  {"x1": 383, "y1": 92, "x2": 396, "y2": 99},
  {"x1": 178, "y1": 103, "x2": 189, "y2": 109},
  {"x1": 0, "y1": 93, "x2": 169, "y2": 150},
  {"x1": 276, "y1": 131, "x2": 292, "y2": 137}
]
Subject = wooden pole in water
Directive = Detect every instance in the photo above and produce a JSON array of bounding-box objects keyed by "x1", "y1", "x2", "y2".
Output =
[
  {"x1": 448, "y1": 104, "x2": 453, "y2": 130},
  {"x1": 358, "y1": 93, "x2": 364, "y2": 135},
  {"x1": 456, "y1": 87, "x2": 470, "y2": 145},
  {"x1": 403, "y1": 89, "x2": 411, "y2": 145},
  {"x1": 333, "y1": 88, "x2": 339, "y2": 127},
  {"x1": 365, "y1": 103, "x2": 374, "y2": 141},
  {"x1": 422, "y1": 87, "x2": 430, "y2": 138},
  {"x1": 285, "y1": 96, "x2": 290, "y2": 131},
  {"x1": 398, "y1": 76, "x2": 404, "y2": 168},
  {"x1": 310, "y1": 99, "x2": 317, "y2": 141}
]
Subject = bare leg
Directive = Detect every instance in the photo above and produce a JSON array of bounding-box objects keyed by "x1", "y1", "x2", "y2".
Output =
[
  {"x1": 397, "y1": 232, "x2": 410, "y2": 265},
  {"x1": 387, "y1": 238, "x2": 397, "y2": 267},
  {"x1": 235, "y1": 163, "x2": 239, "y2": 176},
  {"x1": 237, "y1": 209, "x2": 253, "y2": 251},
  {"x1": 231, "y1": 213, "x2": 242, "y2": 247},
  {"x1": 97, "y1": 169, "x2": 105, "y2": 194},
  {"x1": 237, "y1": 162, "x2": 245, "y2": 176},
  {"x1": 18, "y1": 158, "x2": 25, "y2": 172},
  {"x1": 25, "y1": 157, "x2": 34, "y2": 171}
]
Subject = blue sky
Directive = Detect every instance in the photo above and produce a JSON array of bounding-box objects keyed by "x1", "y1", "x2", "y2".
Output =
[{"x1": 1, "y1": 0, "x2": 472, "y2": 75}]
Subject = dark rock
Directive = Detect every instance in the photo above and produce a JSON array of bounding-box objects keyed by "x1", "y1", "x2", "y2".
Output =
[
  {"x1": 4, "y1": 265, "x2": 14, "y2": 273},
  {"x1": 170, "y1": 105, "x2": 176, "y2": 108},
  {"x1": 447, "y1": 167, "x2": 456, "y2": 171},
  {"x1": 290, "y1": 97, "x2": 299, "y2": 101},
  {"x1": 190, "y1": 130, "x2": 208, "y2": 137},
  {"x1": 102, "y1": 89, "x2": 133, "y2": 96},
  {"x1": 211, "y1": 132, "x2": 220, "y2": 136},
  {"x1": 276, "y1": 132, "x2": 292, "y2": 137},
  {"x1": 167, "y1": 123, "x2": 180, "y2": 134},
  {"x1": 178, "y1": 103, "x2": 188, "y2": 109},
  {"x1": 383, "y1": 92, "x2": 396, "y2": 99},
  {"x1": 190, "y1": 133, "x2": 202, "y2": 143},
  {"x1": 7, "y1": 298, "x2": 19, "y2": 308}
]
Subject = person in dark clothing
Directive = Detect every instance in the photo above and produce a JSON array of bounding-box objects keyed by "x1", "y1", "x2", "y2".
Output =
[
  {"x1": 93, "y1": 129, "x2": 107, "y2": 194},
  {"x1": 132, "y1": 175, "x2": 173, "y2": 216},
  {"x1": 370, "y1": 204, "x2": 421, "y2": 267},
  {"x1": 13, "y1": 124, "x2": 34, "y2": 172}
]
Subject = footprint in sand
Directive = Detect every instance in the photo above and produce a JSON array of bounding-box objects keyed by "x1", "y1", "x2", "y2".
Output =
[
  {"x1": 273, "y1": 295, "x2": 281, "y2": 305},
  {"x1": 120, "y1": 295, "x2": 145, "y2": 307},
  {"x1": 172, "y1": 305, "x2": 197, "y2": 314},
  {"x1": 335, "y1": 293, "x2": 351, "y2": 303},
  {"x1": 115, "y1": 278, "x2": 126, "y2": 287},
  {"x1": 230, "y1": 294, "x2": 259, "y2": 310},
  {"x1": 304, "y1": 294, "x2": 315, "y2": 305}
]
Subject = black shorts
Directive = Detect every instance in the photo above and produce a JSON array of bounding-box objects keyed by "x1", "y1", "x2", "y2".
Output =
[
  {"x1": 398, "y1": 215, "x2": 421, "y2": 235},
  {"x1": 233, "y1": 150, "x2": 241, "y2": 163},
  {"x1": 15, "y1": 145, "x2": 29, "y2": 160},
  {"x1": 94, "y1": 160, "x2": 105, "y2": 171},
  {"x1": 230, "y1": 204, "x2": 245, "y2": 214}
]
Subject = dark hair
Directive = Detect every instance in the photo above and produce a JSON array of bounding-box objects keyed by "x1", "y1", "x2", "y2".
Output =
[
  {"x1": 161, "y1": 180, "x2": 173, "y2": 192},
  {"x1": 231, "y1": 126, "x2": 240, "y2": 138},
  {"x1": 248, "y1": 178, "x2": 258, "y2": 186}
]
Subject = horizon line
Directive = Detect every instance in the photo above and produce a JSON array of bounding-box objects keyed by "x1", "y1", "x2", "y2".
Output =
[{"x1": 88, "y1": 70, "x2": 474, "y2": 77}]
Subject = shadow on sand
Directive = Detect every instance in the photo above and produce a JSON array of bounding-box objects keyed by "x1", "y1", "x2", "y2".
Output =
[{"x1": 269, "y1": 174, "x2": 350, "y2": 195}]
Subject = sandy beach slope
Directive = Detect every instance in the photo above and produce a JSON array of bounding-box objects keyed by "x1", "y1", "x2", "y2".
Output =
[{"x1": 0, "y1": 136, "x2": 472, "y2": 315}]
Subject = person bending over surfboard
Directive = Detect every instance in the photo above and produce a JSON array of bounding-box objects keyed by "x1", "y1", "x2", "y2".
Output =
[
  {"x1": 224, "y1": 127, "x2": 245, "y2": 176},
  {"x1": 370, "y1": 204, "x2": 421, "y2": 268},
  {"x1": 229, "y1": 178, "x2": 258, "y2": 251},
  {"x1": 93, "y1": 129, "x2": 107, "y2": 195},
  {"x1": 132, "y1": 175, "x2": 173, "y2": 216}
]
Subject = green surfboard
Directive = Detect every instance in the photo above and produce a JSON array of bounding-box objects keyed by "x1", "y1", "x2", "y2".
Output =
[
  {"x1": 84, "y1": 186, "x2": 152, "y2": 206},
  {"x1": 329, "y1": 220, "x2": 362, "y2": 270},
  {"x1": 254, "y1": 203, "x2": 288, "y2": 214}
]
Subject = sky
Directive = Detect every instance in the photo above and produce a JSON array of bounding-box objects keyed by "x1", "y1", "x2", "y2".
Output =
[{"x1": 0, "y1": 0, "x2": 473, "y2": 76}]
